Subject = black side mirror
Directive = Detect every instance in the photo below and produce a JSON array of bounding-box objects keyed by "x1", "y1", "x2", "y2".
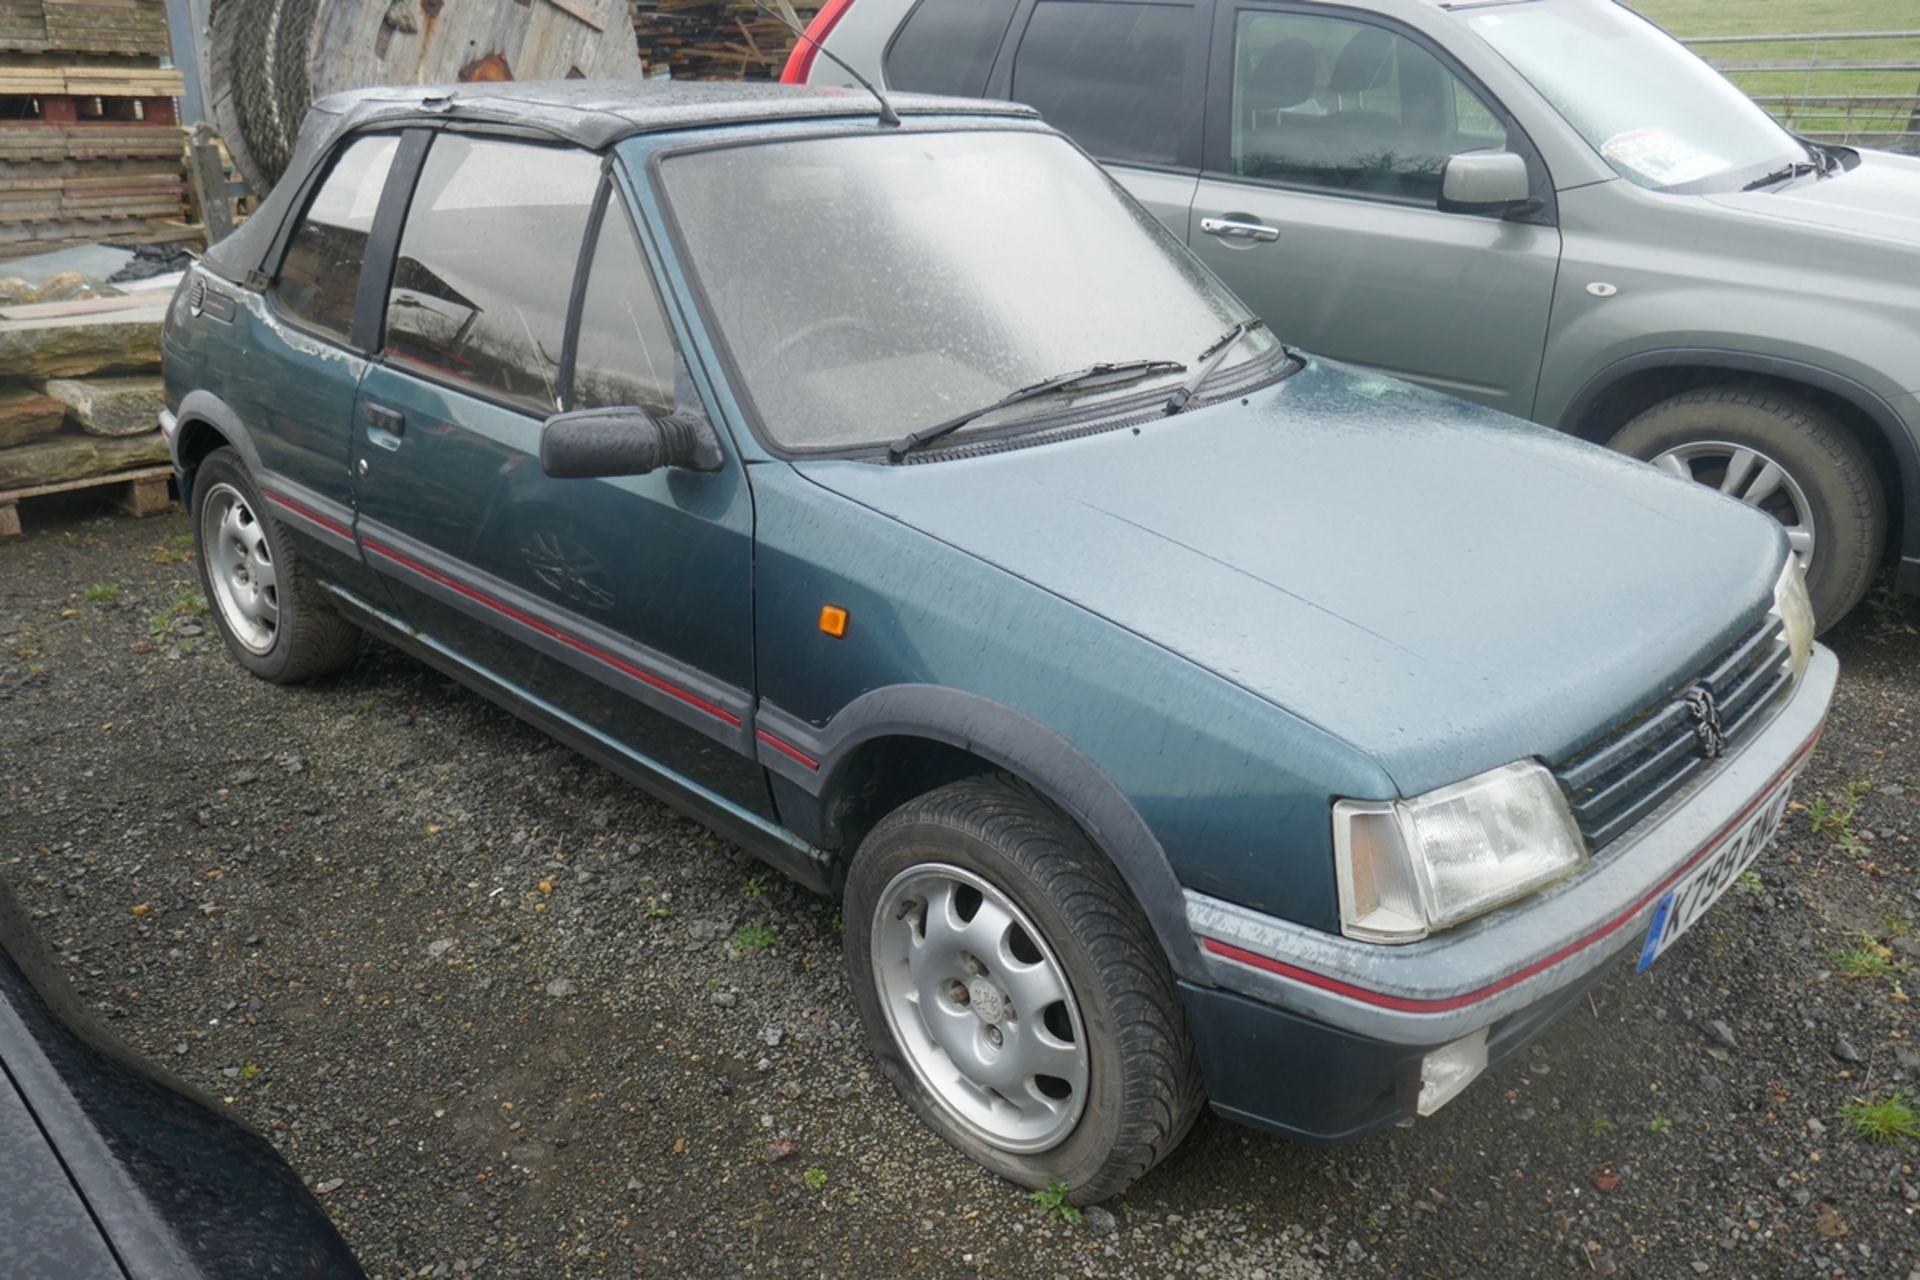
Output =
[
  {"x1": 538, "y1": 406, "x2": 723, "y2": 479},
  {"x1": 1438, "y1": 151, "x2": 1541, "y2": 218}
]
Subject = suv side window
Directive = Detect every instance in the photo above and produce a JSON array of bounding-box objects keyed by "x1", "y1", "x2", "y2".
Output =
[
  {"x1": 1228, "y1": 10, "x2": 1508, "y2": 204},
  {"x1": 1011, "y1": 1, "x2": 1200, "y2": 167},
  {"x1": 271, "y1": 134, "x2": 397, "y2": 342},
  {"x1": 885, "y1": 0, "x2": 1020, "y2": 98},
  {"x1": 382, "y1": 136, "x2": 600, "y2": 415},
  {"x1": 568, "y1": 204, "x2": 694, "y2": 418}
]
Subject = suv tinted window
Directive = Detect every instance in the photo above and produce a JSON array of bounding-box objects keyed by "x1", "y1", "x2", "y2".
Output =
[
  {"x1": 1228, "y1": 11, "x2": 1507, "y2": 204},
  {"x1": 1011, "y1": 2, "x2": 1198, "y2": 167},
  {"x1": 383, "y1": 136, "x2": 599, "y2": 415},
  {"x1": 272, "y1": 134, "x2": 397, "y2": 342},
  {"x1": 569, "y1": 206, "x2": 690, "y2": 418},
  {"x1": 885, "y1": 0, "x2": 1019, "y2": 98}
]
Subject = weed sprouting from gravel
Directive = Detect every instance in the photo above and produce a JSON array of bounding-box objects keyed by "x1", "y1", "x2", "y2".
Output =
[
  {"x1": 1031, "y1": 1179, "x2": 1081, "y2": 1223},
  {"x1": 1833, "y1": 933, "x2": 1907, "y2": 980},
  {"x1": 1647, "y1": 1114, "x2": 1673, "y2": 1134},
  {"x1": 731, "y1": 923, "x2": 776, "y2": 953},
  {"x1": 148, "y1": 589, "x2": 208, "y2": 636},
  {"x1": 741, "y1": 875, "x2": 769, "y2": 898},
  {"x1": 802, "y1": 1167, "x2": 828, "y2": 1191},
  {"x1": 81, "y1": 583, "x2": 119, "y2": 603},
  {"x1": 1584, "y1": 1113, "x2": 1616, "y2": 1136},
  {"x1": 644, "y1": 897, "x2": 670, "y2": 920},
  {"x1": 1734, "y1": 870, "x2": 1765, "y2": 894},
  {"x1": 1839, "y1": 1095, "x2": 1919, "y2": 1145},
  {"x1": 1805, "y1": 779, "x2": 1872, "y2": 851}
]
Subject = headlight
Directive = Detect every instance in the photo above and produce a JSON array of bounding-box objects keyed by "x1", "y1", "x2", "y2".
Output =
[
  {"x1": 1334, "y1": 761, "x2": 1588, "y2": 943},
  {"x1": 1771, "y1": 557, "x2": 1813, "y2": 683}
]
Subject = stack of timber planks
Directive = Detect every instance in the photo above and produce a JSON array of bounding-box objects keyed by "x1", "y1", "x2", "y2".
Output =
[
  {"x1": 1, "y1": 0, "x2": 188, "y2": 260},
  {"x1": 630, "y1": 0, "x2": 819, "y2": 81}
]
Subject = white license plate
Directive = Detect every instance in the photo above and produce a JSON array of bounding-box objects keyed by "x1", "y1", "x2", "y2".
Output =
[{"x1": 1637, "y1": 768, "x2": 1799, "y2": 972}]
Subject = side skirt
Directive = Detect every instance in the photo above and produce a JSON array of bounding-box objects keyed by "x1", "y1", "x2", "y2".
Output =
[{"x1": 321, "y1": 583, "x2": 834, "y2": 894}]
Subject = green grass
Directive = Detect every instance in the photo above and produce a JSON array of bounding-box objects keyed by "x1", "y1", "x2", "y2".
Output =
[
  {"x1": 1839, "y1": 1094, "x2": 1919, "y2": 1144},
  {"x1": 731, "y1": 923, "x2": 776, "y2": 953},
  {"x1": 802, "y1": 1166, "x2": 828, "y2": 1191},
  {"x1": 1735, "y1": 870, "x2": 1765, "y2": 894},
  {"x1": 148, "y1": 589, "x2": 208, "y2": 637},
  {"x1": 741, "y1": 875, "x2": 769, "y2": 899},
  {"x1": 1584, "y1": 1113, "x2": 1617, "y2": 1136},
  {"x1": 80, "y1": 583, "x2": 119, "y2": 603},
  {"x1": 1031, "y1": 1178, "x2": 1082, "y2": 1223},
  {"x1": 1805, "y1": 779, "x2": 1872, "y2": 851},
  {"x1": 1832, "y1": 930, "x2": 1908, "y2": 979},
  {"x1": 1638, "y1": 0, "x2": 1920, "y2": 134},
  {"x1": 1647, "y1": 1113, "x2": 1674, "y2": 1134}
]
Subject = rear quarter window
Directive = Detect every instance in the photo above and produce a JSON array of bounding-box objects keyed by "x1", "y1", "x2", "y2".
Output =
[
  {"x1": 884, "y1": 0, "x2": 1020, "y2": 98},
  {"x1": 1010, "y1": 0, "x2": 1199, "y2": 168}
]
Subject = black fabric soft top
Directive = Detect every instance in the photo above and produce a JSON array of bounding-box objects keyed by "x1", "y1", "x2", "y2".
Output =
[{"x1": 201, "y1": 78, "x2": 1037, "y2": 286}]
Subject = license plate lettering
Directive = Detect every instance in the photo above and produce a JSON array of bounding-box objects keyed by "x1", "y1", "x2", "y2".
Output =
[{"x1": 1638, "y1": 771, "x2": 1797, "y2": 972}]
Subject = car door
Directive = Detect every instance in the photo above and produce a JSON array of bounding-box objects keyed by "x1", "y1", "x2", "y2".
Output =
[
  {"x1": 1189, "y1": 5, "x2": 1561, "y2": 414},
  {"x1": 348, "y1": 133, "x2": 766, "y2": 814},
  {"x1": 986, "y1": 0, "x2": 1211, "y2": 235},
  {"x1": 233, "y1": 130, "x2": 410, "y2": 601}
]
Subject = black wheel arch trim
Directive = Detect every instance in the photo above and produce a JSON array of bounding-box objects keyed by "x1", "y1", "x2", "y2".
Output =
[
  {"x1": 756, "y1": 687, "x2": 1209, "y2": 983},
  {"x1": 171, "y1": 389, "x2": 266, "y2": 498},
  {"x1": 1559, "y1": 348, "x2": 1920, "y2": 567}
]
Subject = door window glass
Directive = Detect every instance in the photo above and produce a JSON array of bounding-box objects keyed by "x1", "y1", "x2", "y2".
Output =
[
  {"x1": 1011, "y1": 2, "x2": 1198, "y2": 167},
  {"x1": 272, "y1": 134, "x2": 398, "y2": 342},
  {"x1": 885, "y1": 0, "x2": 1019, "y2": 98},
  {"x1": 569, "y1": 206, "x2": 691, "y2": 418},
  {"x1": 1228, "y1": 10, "x2": 1509, "y2": 203},
  {"x1": 383, "y1": 137, "x2": 600, "y2": 415}
]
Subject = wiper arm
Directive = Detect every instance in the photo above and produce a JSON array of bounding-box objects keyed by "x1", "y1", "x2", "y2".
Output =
[
  {"x1": 1743, "y1": 160, "x2": 1820, "y2": 191},
  {"x1": 887, "y1": 359, "x2": 1185, "y2": 460},
  {"x1": 1163, "y1": 317, "x2": 1266, "y2": 414}
]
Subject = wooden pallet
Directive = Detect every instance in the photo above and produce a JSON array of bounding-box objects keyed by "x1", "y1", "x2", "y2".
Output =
[{"x1": 0, "y1": 462, "x2": 172, "y2": 536}]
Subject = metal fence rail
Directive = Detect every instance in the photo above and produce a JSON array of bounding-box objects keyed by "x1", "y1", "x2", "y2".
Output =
[{"x1": 1680, "y1": 30, "x2": 1920, "y2": 152}]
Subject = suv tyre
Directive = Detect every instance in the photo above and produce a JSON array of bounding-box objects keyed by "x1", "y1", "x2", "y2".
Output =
[
  {"x1": 843, "y1": 775, "x2": 1204, "y2": 1204},
  {"x1": 1609, "y1": 388, "x2": 1883, "y2": 631}
]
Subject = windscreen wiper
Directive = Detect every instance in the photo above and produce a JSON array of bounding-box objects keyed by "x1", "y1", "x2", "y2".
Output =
[
  {"x1": 1163, "y1": 317, "x2": 1266, "y2": 414},
  {"x1": 1743, "y1": 160, "x2": 1821, "y2": 191},
  {"x1": 887, "y1": 359, "x2": 1186, "y2": 460}
]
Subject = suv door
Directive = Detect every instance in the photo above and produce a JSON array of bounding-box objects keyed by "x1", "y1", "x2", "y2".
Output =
[
  {"x1": 1190, "y1": 5, "x2": 1560, "y2": 413},
  {"x1": 984, "y1": 0, "x2": 1211, "y2": 234},
  {"x1": 348, "y1": 134, "x2": 766, "y2": 813}
]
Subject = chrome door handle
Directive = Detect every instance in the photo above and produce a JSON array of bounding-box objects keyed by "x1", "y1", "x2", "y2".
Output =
[{"x1": 1200, "y1": 217, "x2": 1280, "y2": 243}]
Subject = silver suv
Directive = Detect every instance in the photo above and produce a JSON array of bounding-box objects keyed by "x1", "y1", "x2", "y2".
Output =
[{"x1": 788, "y1": 0, "x2": 1920, "y2": 630}]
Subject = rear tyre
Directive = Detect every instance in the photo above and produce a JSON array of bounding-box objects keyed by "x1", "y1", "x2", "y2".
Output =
[
  {"x1": 843, "y1": 774, "x2": 1204, "y2": 1204},
  {"x1": 1608, "y1": 388, "x2": 1883, "y2": 632},
  {"x1": 192, "y1": 447, "x2": 358, "y2": 683}
]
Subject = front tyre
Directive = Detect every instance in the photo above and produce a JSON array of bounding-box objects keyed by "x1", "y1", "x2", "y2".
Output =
[
  {"x1": 192, "y1": 447, "x2": 358, "y2": 683},
  {"x1": 1608, "y1": 388, "x2": 1884, "y2": 632},
  {"x1": 843, "y1": 775, "x2": 1203, "y2": 1204}
]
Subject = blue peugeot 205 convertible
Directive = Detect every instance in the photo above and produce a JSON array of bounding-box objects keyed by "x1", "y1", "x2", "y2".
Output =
[{"x1": 159, "y1": 78, "x2": 1832, "y2": 1204}]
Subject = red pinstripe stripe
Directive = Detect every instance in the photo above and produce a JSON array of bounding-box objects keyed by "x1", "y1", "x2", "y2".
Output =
[
  {"x1": 341, "y1": 532, "x2": 742, "y2": 730},
  {"x1": 756, "y1": 729, "x2": 819, "y2": 770},
  {"x1": 264, "y1": 489, "x2": 352, "y2": 540},
  {"x1": 1205, "y1": 729, "x2": 1822, "y2": 1014}
]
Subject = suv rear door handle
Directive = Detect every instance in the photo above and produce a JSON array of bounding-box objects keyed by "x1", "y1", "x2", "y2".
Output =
[
  {"x1": 1200, "y1": 217, "x2": 1280, "y2": 243},
  {"x1": 365, "y1": 403, "x2": 405, "y2": 438}
]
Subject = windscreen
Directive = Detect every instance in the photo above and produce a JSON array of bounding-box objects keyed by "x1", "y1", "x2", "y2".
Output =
[
  {"x1": 1466, "y1": 1, "x2": 1804, "y2": 192},
  {"x1": 658, "y1": 128, "x2": 1274, "y2": 452}
]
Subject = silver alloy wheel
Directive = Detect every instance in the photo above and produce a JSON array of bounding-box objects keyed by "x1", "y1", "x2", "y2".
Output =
[
  {"x1": 871, "y1": 863, "x2": 1089, "y2": 1153},
  {"x1": 200, "y1": 482, "x2": 279, "y2": 655},
  {"x1": 1649, "y1": 439, "x2": 1816, "y2": 567}
]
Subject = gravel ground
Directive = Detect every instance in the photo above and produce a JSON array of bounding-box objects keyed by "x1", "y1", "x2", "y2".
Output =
[{"x1": 3, "y1": 500, "x2": 1918, "y2": 1280}]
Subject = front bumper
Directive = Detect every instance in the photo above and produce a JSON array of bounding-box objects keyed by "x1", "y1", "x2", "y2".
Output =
[{"x1": 1181, "y1": 642, "x2": 1837, "y2": 1141}]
